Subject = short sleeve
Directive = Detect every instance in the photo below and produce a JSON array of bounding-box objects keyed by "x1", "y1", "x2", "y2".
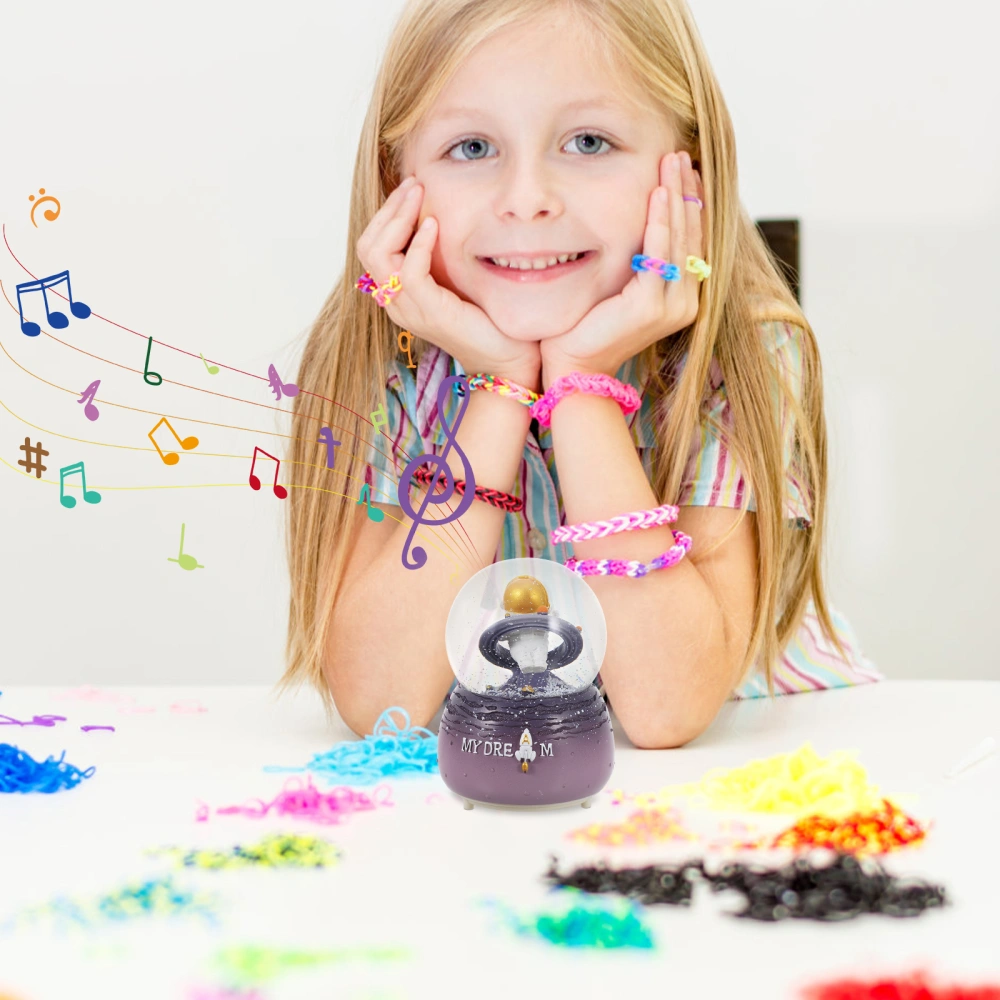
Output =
[
  {"x1": 676, "y1": 321, "x2": 813, "y2": 527},
  {"x1": 363, "y1": 362, "x2": 426, "y2": 508}
]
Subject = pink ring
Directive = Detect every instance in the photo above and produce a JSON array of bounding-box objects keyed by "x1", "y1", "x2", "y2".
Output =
[{"x1": 683, "y1": 196, "x2": 703, "y2": 209}]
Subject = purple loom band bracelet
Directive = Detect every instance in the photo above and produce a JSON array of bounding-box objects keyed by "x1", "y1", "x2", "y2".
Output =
[{"x1": 563, "y1": 530, "x2": 693, "y2": 578}]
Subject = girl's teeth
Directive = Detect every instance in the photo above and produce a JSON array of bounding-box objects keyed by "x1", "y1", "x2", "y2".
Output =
[{"x1": 490, "y1": 252, "x2": 583, "y2": 270}]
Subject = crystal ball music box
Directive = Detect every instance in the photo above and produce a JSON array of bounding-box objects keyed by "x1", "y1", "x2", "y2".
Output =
[{"x1": 438, "y1": 558, "x2": 614, "y2": 809}]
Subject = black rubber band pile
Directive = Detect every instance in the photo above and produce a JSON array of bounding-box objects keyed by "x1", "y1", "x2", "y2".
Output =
[{"x1": 544, "y1": 853, "x2": 947, "y2": 923}]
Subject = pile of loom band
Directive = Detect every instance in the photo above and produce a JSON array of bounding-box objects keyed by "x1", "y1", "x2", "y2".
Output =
[
  {"x1": 801, "y1": 972, "x2": 1000, "y2": 1000},
  {"x1": 0, "y1": 742, "x2": 95, "y2": 793},
  {"x1": 214, "y1": 775, "x2": 392, "y2": 825},
  {"x1": 263, "y1": 706, "x2": 438, "y2": 784},
  {"x1": 567, "y1": 806, "x2": 698, "y2": 847},
  {"x1": 153, "y1": 833, "x2": 341, "y2": 870}
]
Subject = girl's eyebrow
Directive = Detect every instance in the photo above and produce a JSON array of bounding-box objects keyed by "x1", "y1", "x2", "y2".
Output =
[{"x1": 430, "y1": 96, "x2": 631, "y2": 123}]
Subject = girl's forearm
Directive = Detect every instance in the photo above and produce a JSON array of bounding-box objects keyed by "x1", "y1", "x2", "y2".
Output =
[
  {"x1": 546, "y1": 386, "x2": 731, "y2": 748},
  {"x1": 327, "y1": 387, "x2": 534, "y2": 736}
]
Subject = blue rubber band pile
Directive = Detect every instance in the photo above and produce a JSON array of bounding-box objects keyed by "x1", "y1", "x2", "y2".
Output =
[{"x1": 0, "y1": 742, "x2": 95, "y2": 793}]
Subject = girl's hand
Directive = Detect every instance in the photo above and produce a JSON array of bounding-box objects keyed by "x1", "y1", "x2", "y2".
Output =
[
  {"x1": 540, "y1": 151, "x2": 705, "y2": 387},
  {"x1": 356, "y1": 177, "x2": 542, "y2": 390}
]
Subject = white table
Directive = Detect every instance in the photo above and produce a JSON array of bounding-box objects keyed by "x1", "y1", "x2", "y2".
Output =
[{"x1": 1, "y1": 681, "x2": 998, "y2": 1000}]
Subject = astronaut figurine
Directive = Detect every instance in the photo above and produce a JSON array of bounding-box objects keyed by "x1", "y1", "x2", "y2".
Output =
[
  {"x1": 514, "y1": 728, "x2": 537, "y2": 773},
  {"x1": 502, "y1": 575, "x2": 552, "y2": 672}
]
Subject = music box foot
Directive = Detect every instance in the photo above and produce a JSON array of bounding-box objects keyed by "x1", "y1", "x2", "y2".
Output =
[
  {"x1": 581, "y1": 798, "x2": 592, "y2": 809},
  {"x1": 463, "y1": 799, "x2": 475, "y2": 811}
]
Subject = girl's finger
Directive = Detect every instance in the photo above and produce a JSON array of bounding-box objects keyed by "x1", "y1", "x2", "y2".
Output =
[
  {"x1": 679, "y1": 153, "x2": 703, "y2": 280},
  {"x1": 358, "y1": 176, "x2": 417, "y2": 259},
  {"x1": 636, "y1": 182, "x2": 675, "y2": 295},
  {"x1": 366, "y1": 184, "x2": 424, "y2": 281},
  {"x1": 667, "y1": 154, "x2": 687, "y2": 285}
]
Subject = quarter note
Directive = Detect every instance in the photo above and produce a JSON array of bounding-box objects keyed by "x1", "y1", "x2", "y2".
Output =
[
  {"x1": 356, "y1": 482, "x2": 385, "y2": 522},
  {"x1": 398, "y1": 329, "x2": 416, "y2": 369},
  {"x1": 317, "y1": 427, "x2": 341, "y2": 470},
  {"x1": 167, "y1": 523, "x2": 203, "y2": 571},
  {"x1": 267, "y1": 364, "x2": 299, "y2": 400},
  {"x1": 59, "y1": 461, "x2": 101, "y2": 509},
  {"x1": 200, "y1": 353, "x2": 220, "y2": 375},
  {"x1": 248, "y1": 446, "x2": 287, "y2": 499},
  {"x1": 16, "y1": 270, "x2": 91, "y2": 337},
  {"x1": 143, "y1": 336, "x2": 162, "y2": 386},
  {"x1": 77, "y1": 379, "x2": 100, "y2": 421},
  {"x1": 148, "y1": 417, "x2": 199, "y2": 466}
]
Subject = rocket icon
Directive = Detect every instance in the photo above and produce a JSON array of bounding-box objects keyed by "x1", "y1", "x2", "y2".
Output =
[{"x1": 515, "y1": 728, "x2": 537, "y2": 773}]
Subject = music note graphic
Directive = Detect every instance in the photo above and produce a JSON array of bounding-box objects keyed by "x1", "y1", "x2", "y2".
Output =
[
  {"x1": 16, "y1": 270, "x2": 91, "y2": 337},
  {"x1": 77, "y1": 379, "x2": 100, "y2": 421},
  {"x1": 200, "y1": 353, "x2": 220, "y2": 375},
  {"x1": 248, "y1": 446, "x2": 287, "y2": 499},
  {"x1": 149, "y1": 417, "x2": 199, "y2": 465},
  {"x1": 59, "y1": 461, "x2": 102, "y2": 509},
  {"x1": 267, "y1": 364, "x2": 299, "y2": 400},
  {"x1": 371, "y1": 402, "x2": 388, "y2": 434},
  {"x1": 317, "y1": 427, "x2": 341, "y2": 470},
  {"x1": 167, "y1": 523, "x2": 203, "y2": 571},
  {"x1": 356, "y1": 482, "x2": 385, "y2": 522},
  {"x1": 398, "y1": 329, "x2": 416, "y2": 369},
  {"x1": 143, "y1": 337, "x2": 162, "y2": 386},
  {"x1": 397, "y1": 375, "x2": 475, "y2": 569}
]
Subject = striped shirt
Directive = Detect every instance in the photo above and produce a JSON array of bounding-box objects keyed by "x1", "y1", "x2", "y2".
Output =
[{"x1": 365, "y1": 320, "x2": 882, "y2": 698}]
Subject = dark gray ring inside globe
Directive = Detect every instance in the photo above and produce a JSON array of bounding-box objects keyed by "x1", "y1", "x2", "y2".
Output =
[{"x1": 478, "y1": 613, "x2": 584, "y2": 671}]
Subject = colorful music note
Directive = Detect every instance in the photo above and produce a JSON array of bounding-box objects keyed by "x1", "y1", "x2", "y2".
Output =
[
  {"x1": 267, "y1": 364, "x2": 299, "y2": 400},
  {"x1": 16, "y1": 270, "x2": 91, "y2": 337},
  {"x1": 248, "y1": 446, "x2": 287, "y2": 499},
  {"x1": 28, "y1": 188, "x2": 61, "y2": 227},
  {"x1": 59, "y1": 461, "x2": 101, "y2": 509},
  {"x1": 143, "y1": 337, "x2": 162, "y2": 386},
  {"x1": 77, "y1": 379, "x2": 100, "y2": 421},
  {"x1": 397, "y1": 375, "x2": 475, "y2": 569},
  {"x1": 371, "y1": 402, "x2": 388, "y2": 433},
  {"x1": 398, "y1": 329, "x2": 416, "y2": 369},
  {"x1": 200, "y1": 353, "x2": 220, "y2": 375},
  {"x1": 317, "y1": 427, "x2": 341, "y2": 470},
  {"x1": 356, "y1": 482, "x2": 385, "y2": 522},
  {"x1": 148, "y1": 417, "x2": 199, "y2": 465},
  {"x1": 167, "y1": 523, "x2": 203, "y2": 571}
]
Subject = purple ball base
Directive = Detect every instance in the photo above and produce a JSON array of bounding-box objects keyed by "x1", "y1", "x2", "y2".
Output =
[{"x1": 438, "y1": 683, "x2": 615, "y2": 807}]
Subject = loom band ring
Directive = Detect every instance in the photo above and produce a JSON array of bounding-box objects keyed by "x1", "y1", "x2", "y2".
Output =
[
  {"x1": 478, "y1": 613, "x2": 584, "y2": 672},
  {"x1": 683, "y1": 195, "x2": 704, "y2": 209},
  {"x1": 373, "y1": 274, "x2": 402, "y2": 307},
  {"x1": 685, "y1": 256, "x2": 712, "y2": 282},
  {"x1": 631, "y1": 254, "x2": 681, "y2": 282}
]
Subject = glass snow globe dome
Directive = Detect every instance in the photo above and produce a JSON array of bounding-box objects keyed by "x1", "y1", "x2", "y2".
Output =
[{"x1": 438, "y1": 558, "x2": 615, "y2": 809}]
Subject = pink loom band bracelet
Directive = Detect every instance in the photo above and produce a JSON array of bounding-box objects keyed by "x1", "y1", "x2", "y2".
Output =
[
  {"x1": 531, "y1": 372, "x2": 641, "y2": 429},
  {"x1": 563, "y1": 530, "x2": 693, "y2": 578},
  {"x1": 550, "y1": 502, "x2": 680, "y2": 545}
]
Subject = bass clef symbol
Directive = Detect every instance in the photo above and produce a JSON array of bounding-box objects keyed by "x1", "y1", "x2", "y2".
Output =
[{"x1": 398, "y1": 375, "x2": 476, "y2": 570}]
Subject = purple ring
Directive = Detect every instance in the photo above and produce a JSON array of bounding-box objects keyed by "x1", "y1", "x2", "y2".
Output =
[{"x1": 683, "y1": 196, "x2": 703, "y2": 209}]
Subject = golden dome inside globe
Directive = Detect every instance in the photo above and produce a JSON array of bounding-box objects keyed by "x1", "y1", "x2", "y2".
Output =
[{"x1": 503, "y1": 574, "x2": 549, "y2": 614}]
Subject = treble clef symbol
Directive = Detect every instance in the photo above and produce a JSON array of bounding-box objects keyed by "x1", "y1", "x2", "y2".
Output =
[{"x1": 398, "y1": 375, "x2": 476, "y2": 570}]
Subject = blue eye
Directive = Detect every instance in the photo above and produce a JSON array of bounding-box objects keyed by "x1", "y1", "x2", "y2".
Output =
[{"x1": 444, "y1": 132, "x2": 617, "y2": 161}]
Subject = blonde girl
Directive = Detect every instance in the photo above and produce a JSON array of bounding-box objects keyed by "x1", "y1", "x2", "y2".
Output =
[{"x1": 281, "y1": 0, "x2": 882, "y2": 745}]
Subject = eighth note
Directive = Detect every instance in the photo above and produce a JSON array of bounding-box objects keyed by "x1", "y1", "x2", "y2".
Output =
[
  {"x1": 167, "y1": 523, "x2": 203, "y2": 571},
  {"x1": 371, "y1": 402, "x2": 388, "y2": 433},
  {"x1": 77, "y1": 380, "x2": 100, "y2": 421},
  {"x1": 267, "y1": 364, "x2": 299, "y2": 401},
  {"x1": 16, "y1": 270, "x2": 90, "y2": 338},
  {"x1": 148, "y1": 417, "x2": 199, "y2": 466},
  {"x1": 248, "y1": 446, "x2": 287, "y2": 500},
  {"x1": 398, "y1": 329, "x2": 416, "y2": 369},
  {"x1": 200, "y1": 353, "x2": 220, "y2": 375},
  {"x1": 59, "y1": 461, "x2": 101, "y2": 509},
  {"x1": 143, "y1": 337, "x2": 162, "y2": 386},
  {"x1": 356, "y1": 482, "x2": 385, "y2": 522}
]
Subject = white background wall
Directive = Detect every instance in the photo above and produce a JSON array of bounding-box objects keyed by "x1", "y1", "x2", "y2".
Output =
[{"x1": 1, "y1": 0, "x2": 997, "y2": 686}]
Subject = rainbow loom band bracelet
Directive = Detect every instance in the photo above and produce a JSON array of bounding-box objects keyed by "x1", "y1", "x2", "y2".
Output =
[
  {"x1": 531, "y1": 372, "x2": 641, "y2": 429},
  {"x1": 465, "y1": 373, "x2": 541, "y2": 408},
  {"x1": 550, "y1": 503, "x2": 680, "y2": 545},
  {"x1": 562, "y1": 530, "x2": 693, "y2": 578},
  {"x1": 631, "y1": 254, "x2": 681, "y2": 281}
]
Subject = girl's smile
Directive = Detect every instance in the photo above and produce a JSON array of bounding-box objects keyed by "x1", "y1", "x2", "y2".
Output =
[{"x1": 476, "y1": 249, "x2": 597, "y2": 282}]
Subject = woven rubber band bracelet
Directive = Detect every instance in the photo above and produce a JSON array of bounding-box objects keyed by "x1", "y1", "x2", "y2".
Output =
[
  {"x1": 355, "y1": 271, "x2": 402, "y2": 307},
  {"x1": 551, "y1": 503, "x2": 680, "y2": 545},
  {"x1": 461, "y1": 373, "x2": 541, "y2": 407},
  {"x1": 409, "y1": 464, "x2": 523, "y2": 513},
  {"x1": 531, "y1": 372, "x2": 641, "y2": 429},
  {"x1": 563, "y1": 530, "x2": 693, "y2": 578}
]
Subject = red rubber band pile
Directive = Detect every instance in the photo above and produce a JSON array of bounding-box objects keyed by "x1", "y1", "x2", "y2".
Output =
[
  {"x1": 770, "y1": 799, "x2": 928, "y2": 856},
  {"x1": 801, "y1": 971, "x2": 1000, "y2": 1000}
]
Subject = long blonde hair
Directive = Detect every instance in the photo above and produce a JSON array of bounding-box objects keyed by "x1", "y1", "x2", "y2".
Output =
[{"x1": 279, "y1": 0, "x2": 850, "y2": 711}]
